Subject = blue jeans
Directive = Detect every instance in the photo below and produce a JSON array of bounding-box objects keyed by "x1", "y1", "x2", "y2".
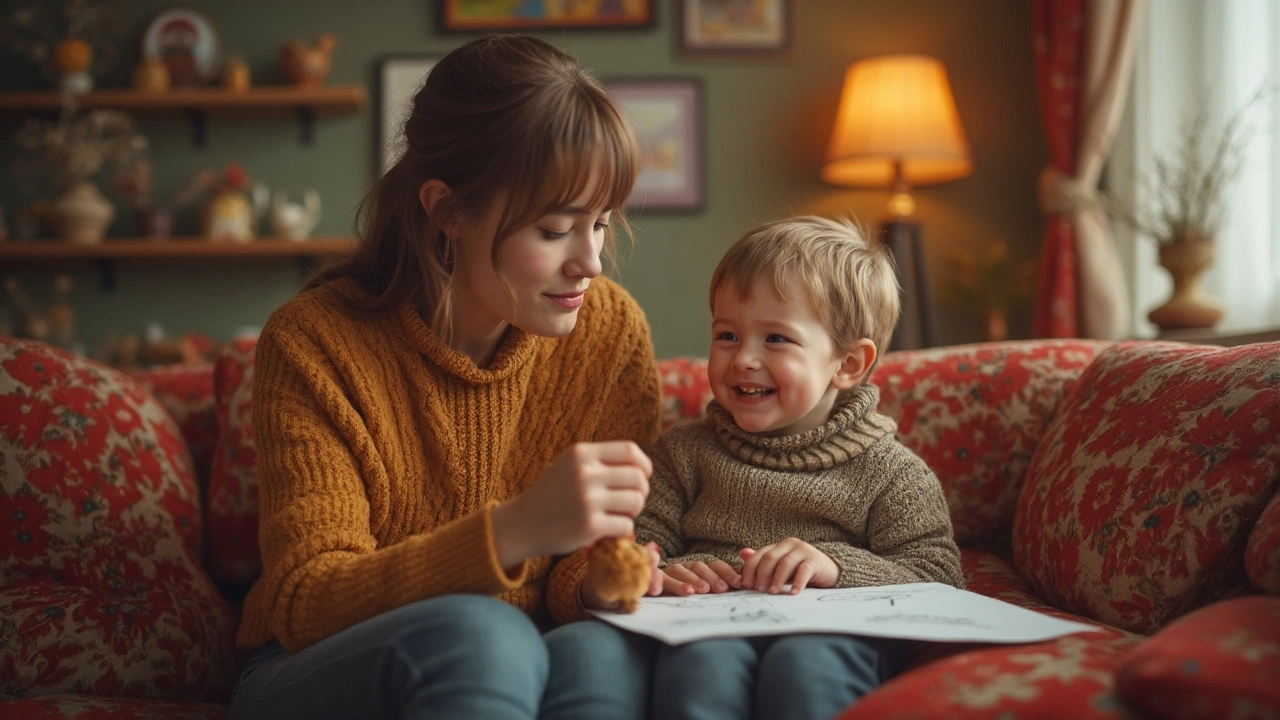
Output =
[
  {"x1": 228, "y1": 595, "x2": 657, "y2": 720},
  {"x1": 650, "y1": 634, "x2": 903, "y2": 720}
]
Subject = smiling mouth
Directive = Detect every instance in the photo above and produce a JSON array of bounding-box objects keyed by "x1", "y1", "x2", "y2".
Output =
[
  {"x1": 546, "y1": 291, "x2": 586, "y2": 309},
  {"x1": 734, "y1": 386, "x2": 776, "y2": 398}
]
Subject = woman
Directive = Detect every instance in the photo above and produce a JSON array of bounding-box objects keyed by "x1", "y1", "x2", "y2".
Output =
[{"x1": 229, "y1": 34, "x2": 662, "y2": 720}]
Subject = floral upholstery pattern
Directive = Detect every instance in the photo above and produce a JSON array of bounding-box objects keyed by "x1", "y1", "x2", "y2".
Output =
[
  {"x1": 839, "y1": 607, "x2": 1141, "y2": 719},
  {"x1": 1114, "y1": 596, "x2": 1280, "y2": 720},
  {"x1": 872, "y1": 340, "x2": 1108, "y2": 547},
  {"x1": 1246, "y1": 490, "x2": 1280, "y2": 595},
  {"x1": 0, "y1": 339, "x2": 236, "y2": 701},
  {"x1": 207, "y1": 339, "x2": 260, "y2": 584},
  {"x1": 656, "y1": 357, "x2": 713, "y2": 431},
  {"x1": 1014, "y1": 341, "x2": 1280, "y2": 634},
  {"x1": 130, "y1": 363, "x2": 217, "y2": 493},
  {"x1": 0, "y1": 696, "x2": 227, "y2": 719}
]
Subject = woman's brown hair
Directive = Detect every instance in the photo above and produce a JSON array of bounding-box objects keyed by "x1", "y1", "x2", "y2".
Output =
[{"x1": 308, "y1": 34, "x2": 640, "y2": 340}]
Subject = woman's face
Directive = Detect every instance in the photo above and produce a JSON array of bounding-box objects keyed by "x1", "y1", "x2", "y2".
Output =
[{"x1": 449, "y1": 185, "x2": 612, "y2": 363}]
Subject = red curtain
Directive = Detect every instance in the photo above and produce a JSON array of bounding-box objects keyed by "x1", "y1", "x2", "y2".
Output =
[{"x1": 1032, "y1": 0, "x2": 1086, "y2": 338}]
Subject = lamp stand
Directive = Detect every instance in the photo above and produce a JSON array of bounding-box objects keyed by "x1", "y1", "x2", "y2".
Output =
[{"x1": 880, "y1": 217, "x2": 936, "y2": 351}]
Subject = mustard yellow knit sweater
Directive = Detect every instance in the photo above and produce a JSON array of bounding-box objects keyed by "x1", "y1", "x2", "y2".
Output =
[{"x1": 236, "y1": 276, "x2": 662, "y2": 652}]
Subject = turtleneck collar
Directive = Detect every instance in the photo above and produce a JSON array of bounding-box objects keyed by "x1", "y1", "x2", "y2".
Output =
[
  {"x1": 396, "y1": 301, "x2": 539, "y2": 385},
  {"x1": 706, "y1": 384, "x2": 898, "y2": 471}
]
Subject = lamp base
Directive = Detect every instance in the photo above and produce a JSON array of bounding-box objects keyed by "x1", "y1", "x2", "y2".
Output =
[{"x1": 880, "y1": 218, "x2": 936, "y2": 351}]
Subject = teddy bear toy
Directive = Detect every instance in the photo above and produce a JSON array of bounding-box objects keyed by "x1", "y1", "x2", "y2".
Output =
[{"x1": 584, "y1": 536, "x2": 652, "y2": 613}]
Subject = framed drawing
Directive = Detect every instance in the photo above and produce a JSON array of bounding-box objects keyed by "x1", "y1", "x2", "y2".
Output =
[
  {"x1": 440, "y1": 0, "x2": 655, "y2": 31},
  {"x1": 678, "y1": 0, "x2": 792, "y2": 57},
  {"x1": 609, "y1": 79, "x2": 703, "y2": 212},
  {"x1": 140, "y1": 7, "x2": 222, "y2": 86},
  {"x1": 378, "y1": 56, "x2": 437, "y2": 177}
]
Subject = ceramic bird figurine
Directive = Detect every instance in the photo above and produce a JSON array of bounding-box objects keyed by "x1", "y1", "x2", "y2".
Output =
[
  {"x1": 585, "y1": 536, "x2": 652, "y2": 614},
  {"x1": 280, "y1": 33, "x2": 338, "y2": 88}
]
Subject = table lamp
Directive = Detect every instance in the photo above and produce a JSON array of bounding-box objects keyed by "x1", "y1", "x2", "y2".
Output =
[{"x1": 822, "y1": 55, "x2": 971, "y2": 350}]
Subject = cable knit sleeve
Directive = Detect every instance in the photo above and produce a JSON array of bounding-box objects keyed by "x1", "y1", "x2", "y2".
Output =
[
  {"x1": 245, "y1": 319, "x2": 527, "y2": 651},
  {"x1": 819, "y1": 444, "x2": 965, "y2": 590},
  {"x1": 545, "y1": 281, "x2": 662, "y2": 625}
]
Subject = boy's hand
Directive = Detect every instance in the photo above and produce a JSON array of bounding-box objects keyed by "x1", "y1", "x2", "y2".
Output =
[
  {"x1": 657, "y1": 560, "x2": 742, "y2": 596},
  {"x1": 739, "y1": 538, "x2": 839, "y2": 594}
]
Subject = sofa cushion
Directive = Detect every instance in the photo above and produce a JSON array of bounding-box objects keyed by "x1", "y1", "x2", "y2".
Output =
[
  {"x1": 1114, "y1": 595, "x2": 1280, "y2": 720},
  {"x1": 837, "y1": 621, "x2": 1140, "y2": 720},
  {"x1": 207, "y1": 339, "x2": 260, "y2": 585},
  {"x1": 1246, "y1": 490, "x2": 1280, "y2": 595},
  {"x1": 873, "y1": 340, "x2": 1108, "y2": 548},
  {"x1": 0, "y1": 695, "x2": 228, "y2": 719},
  {"x1": 0, "y1": 338, "x2": 236, "y2": 701},
  {"x1": 1014, "y1": 341, "x2": 1280, "y2": 634},
  {"x1": 657, "y1": 357, "x2": 713, "y2": 431},
  {"x1": 130, "y1": 362, "x2": 217, "y2": 493}
]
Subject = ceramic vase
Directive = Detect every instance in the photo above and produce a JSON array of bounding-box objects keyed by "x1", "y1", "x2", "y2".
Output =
[
  {"x1": 52, "y1": 181, "x2": 114, "y2": 245},
  {"x1": 1147, "y1": 235, "x2": 1223, "y2": 330}
]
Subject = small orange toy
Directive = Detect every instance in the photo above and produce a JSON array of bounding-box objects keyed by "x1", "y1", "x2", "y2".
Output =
[{"x1": 585, "y1": 536, "x2": 652, "y2": 613}]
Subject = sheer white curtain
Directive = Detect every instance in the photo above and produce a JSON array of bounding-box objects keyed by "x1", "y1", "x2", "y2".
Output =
[{"x1": 1114, "y1": 0, "x2": 1280, "y2": 336}]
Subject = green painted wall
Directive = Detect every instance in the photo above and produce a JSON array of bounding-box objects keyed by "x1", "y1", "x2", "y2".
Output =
[{"x1": 1, "y1": 0, "x2": 1046, "y2": 359}]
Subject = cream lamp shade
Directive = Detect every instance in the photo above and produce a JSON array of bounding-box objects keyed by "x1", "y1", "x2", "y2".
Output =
[{"x1": 822, "y1": 55, "x2": 972, "y2": 190}]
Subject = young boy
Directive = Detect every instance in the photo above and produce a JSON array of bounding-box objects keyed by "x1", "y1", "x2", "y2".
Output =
[{"x1": 636, "y1": 215, "x2": 964, "y2": 720}]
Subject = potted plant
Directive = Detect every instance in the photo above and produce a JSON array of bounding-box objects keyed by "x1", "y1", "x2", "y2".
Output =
[
  {"x1": 14, "y1": 95, "x2": 147, "y2": 245},
  {"x1": 1101, "y1": 89, "x2": 1266, "y2": 330}
]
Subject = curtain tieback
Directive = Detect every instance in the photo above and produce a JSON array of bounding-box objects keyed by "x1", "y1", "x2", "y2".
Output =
[{"x1": 1038, "y1": 167, "x2": 1094, "y2": 215}]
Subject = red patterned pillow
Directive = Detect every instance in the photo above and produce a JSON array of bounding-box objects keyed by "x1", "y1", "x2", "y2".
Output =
[
  {"x1": 131, "y1": 363, "x2": 217, "y2": 491},
  {"x1": 1115, "y1": 596, "x2": 1280, "y2": 720},
  {"x1": 0, "y1": 338, "x2": 236, "y2": 701},
  {"x1": 873, "y1": 340, "x2": 1108, "y2": 548},
  {"x1": 1014, "y1": 341, "x2": 1280, "y2": 634},
  {"x1": 656, "y1": 357, "x2": 712, "y2": 431},
  {"x1": 1246, "y1": 490, "x2": 1280, "y2": 595},
  {"x1": 207, "y1": 339, "x2": 261, "y2": 585}
]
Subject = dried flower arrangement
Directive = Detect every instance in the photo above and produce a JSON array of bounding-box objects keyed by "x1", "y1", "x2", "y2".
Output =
[
  {"x1": 0, "y1": 0, "x2": 122, "y2": 89},
  {"x1": 942, "y1": 241, "x2": 1037, "y2": 342},
  {"x1": 1102, "y1": 87, "x2": 1268, "y2": 246},
  {"x1": 15, "y1": 95, "x2": 147, "y2": 188}
]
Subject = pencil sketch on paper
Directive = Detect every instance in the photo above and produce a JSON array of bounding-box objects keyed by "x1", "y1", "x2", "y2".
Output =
[
  {"x1": 672, "y1": 608, "x2": 789, "y2": 627},
  {"x1": 813, "y1": 586, "x2": 943, "y2": 603}
]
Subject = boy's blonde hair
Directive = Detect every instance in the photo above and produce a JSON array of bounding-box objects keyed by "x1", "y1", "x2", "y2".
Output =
[{"x1": 709, "y1": 215, "x2": 901, "y2": 353}]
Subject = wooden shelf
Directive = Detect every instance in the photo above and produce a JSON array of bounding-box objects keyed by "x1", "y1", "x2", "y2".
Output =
[
  {"x1": 0, "y1": 85, "x2": 368, "y2": 146},
  {"x1": 0, "y1": 85, "x2": 367, "y2": 114},
  {"x1": 0, "y1": 237, "x2": 355, "y2": 259}
]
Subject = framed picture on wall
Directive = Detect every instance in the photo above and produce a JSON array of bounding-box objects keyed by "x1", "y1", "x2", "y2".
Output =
[
  {"x1": 378, "y1": 56, "x2": 437, "y2": 177},
  {"x1": 608, "y1": 79, "x2": 704, "y2": 212},
  {"x1": 678, "y1": 0, "x2": 792, "y2": 57},
  {"x1": 440, "y1": 0, "x2": 655, "y2": 31}
]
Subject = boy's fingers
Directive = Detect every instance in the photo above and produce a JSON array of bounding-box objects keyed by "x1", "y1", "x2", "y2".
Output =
[
  {"x1": 661, "y1": 571, "x2": 695, "y2": 596},
  {"x1": 790, "y1": 561, "x2": 816, "y2": 594},
  {"x1": 710, "y1": 560, "x2": 742, "y2": 589},
  {"x1": 688, "y1": 563, "x2": 721, "y2": 593},
  {"x1": 769, "y1": 553, "x2": 803, "y2": 593},
  {"x1": 664, "y1": 565, "x2": 702, "y2": 594}
]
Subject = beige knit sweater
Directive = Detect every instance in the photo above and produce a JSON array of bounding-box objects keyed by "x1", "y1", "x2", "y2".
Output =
[
  {"x1": 635, "y1": 385, "x2": 965, "y2": 590},
  {"x1": 236, "y1": 276, "x2": 662, "y2": 651}
]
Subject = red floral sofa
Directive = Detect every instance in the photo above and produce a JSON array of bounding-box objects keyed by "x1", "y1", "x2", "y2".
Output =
[{"x1": 2, "y1": 336, "x2": 1278, "y2": 719}]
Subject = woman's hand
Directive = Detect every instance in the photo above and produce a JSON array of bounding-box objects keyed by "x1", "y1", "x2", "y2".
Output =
[
  {"x1": 739, "y1": 538, "x2": 839, "y2": 595},
  {"x1": 491, "y1": 441, "x2": 652, "y2": 567},
  {"x1": 657, "y1": 560, "x2": 741, "y2": 596}
]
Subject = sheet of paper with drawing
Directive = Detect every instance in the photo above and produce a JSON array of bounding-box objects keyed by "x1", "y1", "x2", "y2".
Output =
[{"x1": 588, "y1": 583, "x2": 1100, "y2": 645}]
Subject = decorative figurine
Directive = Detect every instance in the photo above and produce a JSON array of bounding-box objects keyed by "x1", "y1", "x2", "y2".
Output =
[
  {"x1": 270, "y1": 189, "x2": 321, "y2": 241},
  {"x1": 280, "y1": 33, "x2": 337, "y2": 87}
]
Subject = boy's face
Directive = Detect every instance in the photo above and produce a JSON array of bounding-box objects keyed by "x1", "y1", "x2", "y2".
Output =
[{"x1": 708, "y1": 278, "x2": 852, "y2": 436}]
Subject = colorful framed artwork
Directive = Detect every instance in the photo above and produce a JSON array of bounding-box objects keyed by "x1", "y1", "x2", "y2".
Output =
[
  {"x1": 140, "y1": 7, "x2": 222, "y2": 86},
  {"x1": 378, "y1": 56, "x2": 437, "y2": 177},
  {"x1": 609, "y1": 79, "x2": 704, "y2": 212},
  {"x1": 678, "y1": 0, "x2": 792, "y2": 57},
  {"x1": 440, "y1": 0, "x2": 655, "y2": 31}
]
